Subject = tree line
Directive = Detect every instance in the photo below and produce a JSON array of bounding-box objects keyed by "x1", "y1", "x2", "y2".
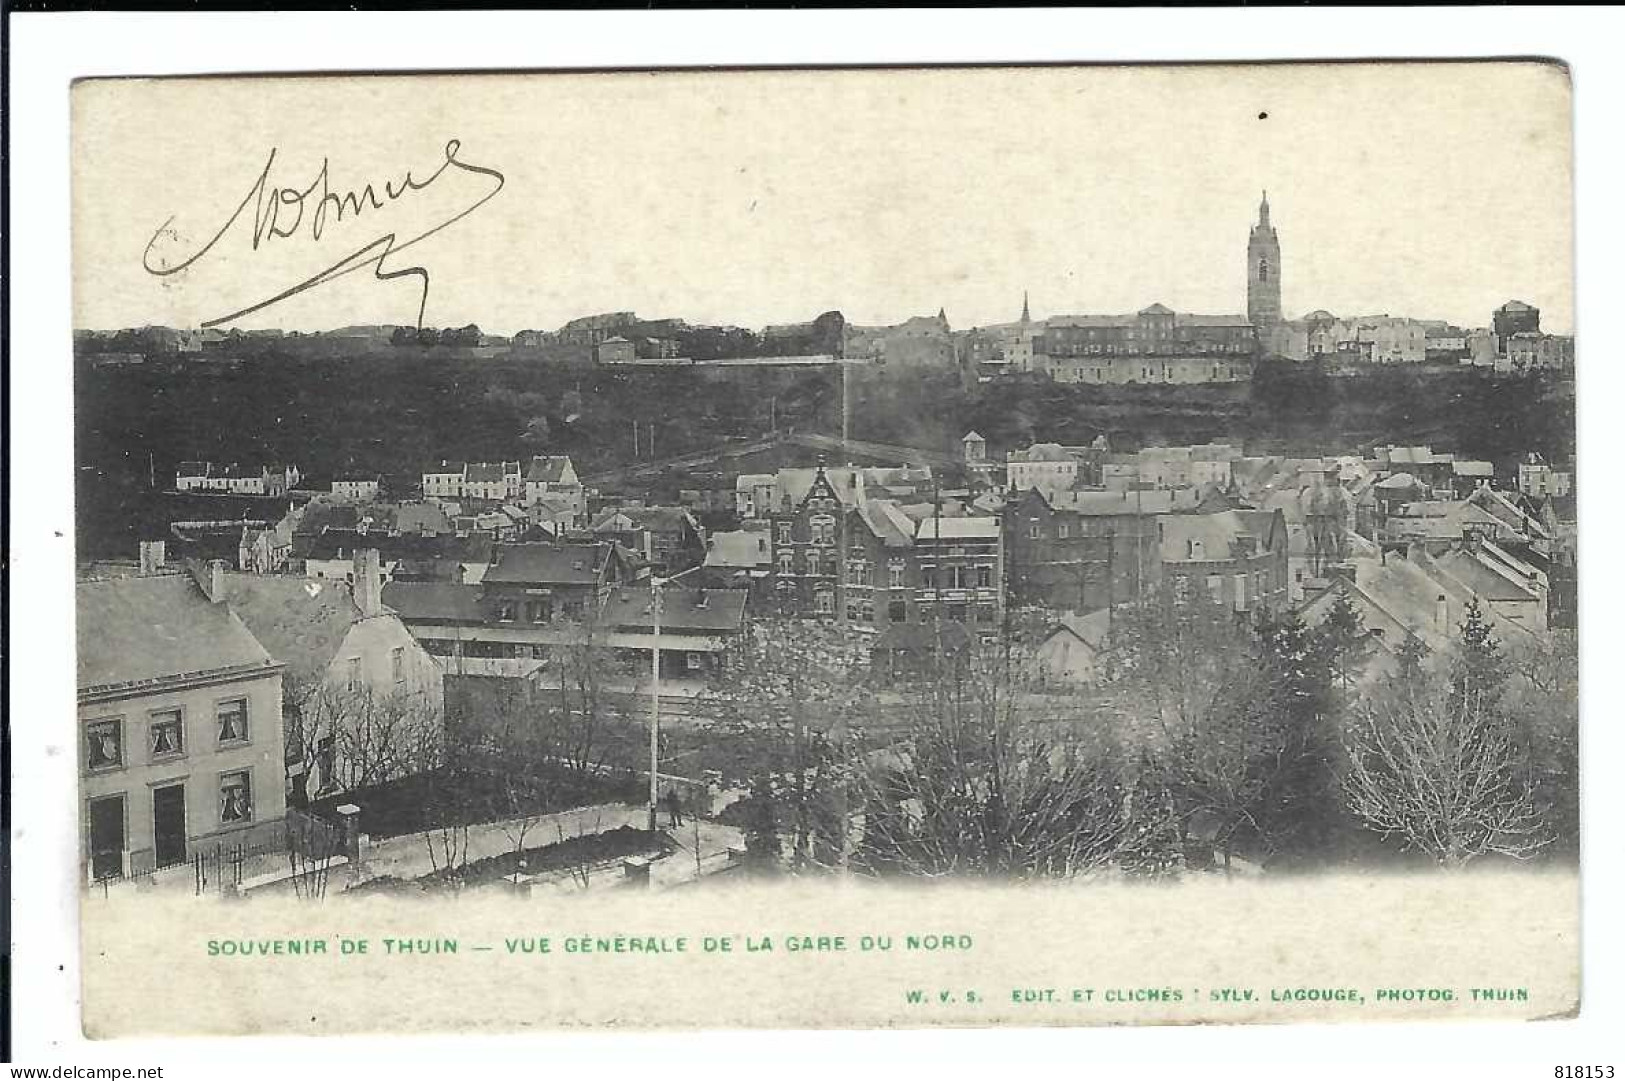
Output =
[{"x1": 702, "y1": 593, "x2": 1578, "y2": 880}]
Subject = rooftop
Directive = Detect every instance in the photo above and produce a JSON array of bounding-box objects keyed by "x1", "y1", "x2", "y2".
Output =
[
  {"x1": 78, "y1": 574, "x2": 276, "y2": 696},
  {"x1": 600, "y1": 585, "x2": 748, "y2": 634},
  {"x1": 483, "y1": 542, "x2": 608, "y2": 585},
  {"x1": 915, "y1": 516, "x2": 1001, "y2": 541},
  {"x1": 703, "y1": 530, "x2": 773, "y2": 569},
  {"x1": 217, "y1": 572, "x2": 366, "y2": 687},
  {"x1": 380, "y1": 581, "x2": 485, "y2": 623}
]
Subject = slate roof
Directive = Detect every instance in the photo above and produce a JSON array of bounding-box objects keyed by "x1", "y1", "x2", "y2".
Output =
[
  {"x1": 1302, "y1": 553, "x2": 1534, "y2": 659},
  {"x1": 703, "y1": 530, "x2": 773, "y2": 569},
  {"x1": 380, "y1": 581, "x2": 485, "y2": 623},
  {"x1": 855, "y1": 499, "x2": 918, "y2": 549},
  {"x1": 525, "y1": 455, "x2": 575, "y2": 484},
  {"x1": 1043, "y1": 488, "x2": 1200, "y2": 515},
  {"x1": 593, "y1": 505, "x2": 692, "y2": 534},
  {"x1": 302, "y1": 531, "x2": 493, "y2": 563},
  {"x1": 394, "y1": 502, "x2": 453, "y2": 534},
  {"x1": 483, "y1": 543, "x2": 606, "y2": 585},
  {"x1": 465, "y1": 463, "x2": 508, "y2": 484},
  {"x1": 1158, "y1": 510, "x2": 1273, "y2": 563},
  {"x1": 217, "y1": 572, "x2": 364, "y2": 686},
  {"x1": 599, "y1": 585, "x2": 748, "y2": 634},
  {"x1": 77, "y1": 574, "x2": 276, "y2": 696}
]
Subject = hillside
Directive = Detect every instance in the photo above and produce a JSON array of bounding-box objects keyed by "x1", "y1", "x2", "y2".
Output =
[{"x1": 74, "y1": 349, "x2": 1575, "y2": 560}]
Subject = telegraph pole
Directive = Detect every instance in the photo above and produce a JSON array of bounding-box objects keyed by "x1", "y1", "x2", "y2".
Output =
[{"x1": 648, "y1": 575, "x2": 664, "y2": 831}]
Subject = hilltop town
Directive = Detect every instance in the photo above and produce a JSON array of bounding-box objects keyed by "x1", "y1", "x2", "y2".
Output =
[{"x1": 74, "y1": 194, "x2": 1578, "y2": 900}]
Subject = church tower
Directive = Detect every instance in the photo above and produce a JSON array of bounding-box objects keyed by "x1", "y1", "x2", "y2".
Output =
[{"x1": 1247, "y1": 191, "x2": 1282, "y2": 329}]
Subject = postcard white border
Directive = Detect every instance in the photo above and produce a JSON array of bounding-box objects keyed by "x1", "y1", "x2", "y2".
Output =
[{"x1": 9, "y1": 7, "x2": 1624, "y2": 1076}]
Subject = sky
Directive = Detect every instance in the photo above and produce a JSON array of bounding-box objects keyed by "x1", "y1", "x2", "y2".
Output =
[{"x1": 72, "y1": 63, "x2": 1574, "y2": 336}]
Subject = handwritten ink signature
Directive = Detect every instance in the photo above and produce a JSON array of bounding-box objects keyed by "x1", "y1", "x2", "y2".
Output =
[{"x1": 142, "y1": 138, "x2": 505, "y2": 329}]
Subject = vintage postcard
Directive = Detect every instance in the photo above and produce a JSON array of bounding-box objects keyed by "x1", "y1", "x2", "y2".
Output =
[{"x1": 70, "y1": 61, "x2": 1577, "y2": 1035}]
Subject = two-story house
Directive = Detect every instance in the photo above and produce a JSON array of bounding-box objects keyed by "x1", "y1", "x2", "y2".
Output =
[
  {"x1": 217, "y1": 551, "x2": 444, "y2": 803},
  {"x1": 77, "y1": 569, "x2": 286, "y2": 882},
  {"x1": 1004, "y1": 486, "x2": 1198, "y2": 612},
  {"x1": 1157, "y1": 509, "x2": 1290, "y2": 616},
  {"x1": 523, "y1": 455, "x2": 585, "y2": 526}
]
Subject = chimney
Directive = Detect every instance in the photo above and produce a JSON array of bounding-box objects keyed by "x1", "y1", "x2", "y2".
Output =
[
  {"x1": 198, "y1": 558, "x2": 227, "y2": 603},
  {"x1": 353, "y1": 548, "x2": 383, "y2": 618},
  {"x1": 1435, "y1": 594, "x2": 1449, "y2": 631},
  {"x1": 138, "y1": 540, "x2": 166, "y2": 576}
]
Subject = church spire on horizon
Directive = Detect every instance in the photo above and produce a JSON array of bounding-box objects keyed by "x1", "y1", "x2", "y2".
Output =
[
  {"x1": 1021, "y1": 290, "x2": 1031, "y2": 324},
  {"x1": 1248, "y1": 189, "x2": 1283, "y2": 329}
]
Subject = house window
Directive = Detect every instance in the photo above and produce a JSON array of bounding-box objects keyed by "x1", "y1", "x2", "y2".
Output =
[
  {"x1": 847, "y1": 560, "x2": 869, "y2": 585},
  {"x1": 85, "y1": 718, "x2": 124, "y2": 772},
  {"x1": 889, "y1": 563, "x2": 906, "y2": 589},
  {"x1": 810, "y1": 514, "x2": 836, "y2": 546},
  {"x1": 778, "y1": 552, "x2": 794, "y2": 575},
  {"x1": 527, "y1": 598, "x2": 553, "y2": 624},
  {"x1": 888, "y1": 600, "x2": 908, "y2": 623},
  {"x1": 496, "y1": 600, "x2": 518, "y2": 622},
  {"x1": 814, "y1": 590, "x2": 836, "y2": 616},
  {"x1": 220, "y1": 770, "x2": 253, "y2": 824},
  {"x1": 1206, "y1": 575, "x2": 1223, "y2": 604},
  {"x1": 346, "y1": 657, "x2": 363, "y2": 691},
  {"x1": 777, "y1": 522, "x2": 792, "y2": 546},
  {"x1": 216, "y1": 699, "x2": 249, "y2": 745},
  {"x1": 149, "y1": 709, "x2": 184, "y2": 759},
  {"x1": 1028, "y1": 523, "x2": 1041, "y2": 539},
  {"x1": 947, "y1": 565, "x2": 971, "y2": 589},
  {"x1": 391, "y1": 646, "x2": 406, "y2": 682},
  {"x1": 1058, "y1": 522, "x2": 1069, "y2": 539}
]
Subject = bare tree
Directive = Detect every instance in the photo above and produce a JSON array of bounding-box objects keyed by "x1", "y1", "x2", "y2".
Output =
[
  {"x1": 702, "y1": 618, "x2": 874, "y2": 871},
  {"x1": 1503, "y1": 630, "x2": 1579, "y2": 855},
  {"x1": 851, "y1": 631, "x2": 1162, "y2": 880},
  {"x1": 1103, "y1": 587, "x2": 1303, "y2": 869},
  {"x1": 286, "y1": 677, "x2": 445, "y2": 801},
  {"x1": 549, "y1": 616, "x2": 639, "y2": 783},
  {"x1": 1341, "y1": 675, "x2": 1548, "y2": 868}
]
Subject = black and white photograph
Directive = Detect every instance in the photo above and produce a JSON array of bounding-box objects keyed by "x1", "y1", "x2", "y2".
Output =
[{"x1": 39, "y1": 53, "x2": 1587, "y2": 1038}]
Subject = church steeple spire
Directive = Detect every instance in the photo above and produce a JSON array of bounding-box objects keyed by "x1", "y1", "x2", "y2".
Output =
[
  {"x1": 1020, "y1": 290, "x2": 1031, "y2": 324},
  {"x1": 1247, "y1": 190, "x2": 1282, "y2": 329}
]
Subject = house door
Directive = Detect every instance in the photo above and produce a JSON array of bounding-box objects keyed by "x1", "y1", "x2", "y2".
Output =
[
  {"x1": 88, "y1": 795, "x2": 125, "y2": 881},
  {"x1": 152, "y1": 784, "x2": 188, "y2": 868}
]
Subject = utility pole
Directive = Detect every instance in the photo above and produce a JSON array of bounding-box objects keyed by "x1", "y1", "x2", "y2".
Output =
[
  {"x1": 647, "y1": 575, "x2": 664, "y2": 831},
  {"x1": 841, "y1": 359, "x2": 851, "y2": 447},
  {"x1": 1105, "y1": 527, "x2": 1116, "y2": 633}
]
